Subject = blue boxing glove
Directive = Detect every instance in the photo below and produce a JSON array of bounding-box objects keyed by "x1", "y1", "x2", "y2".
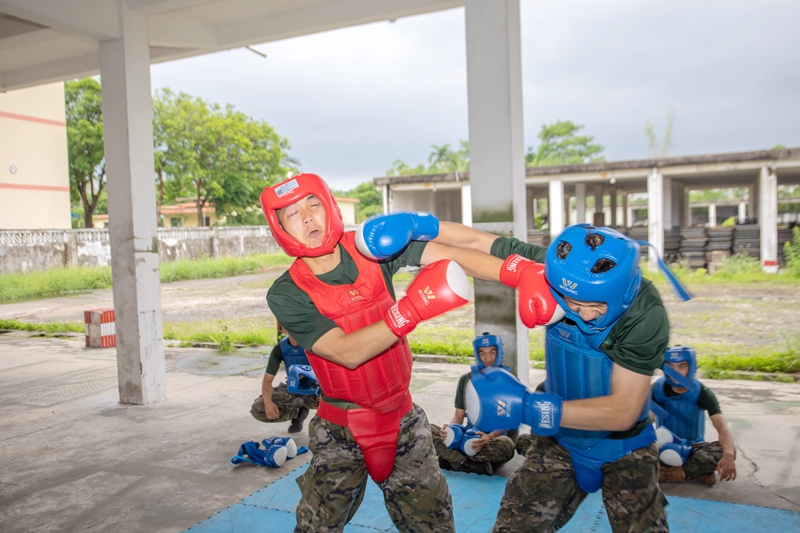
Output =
[
  {"x1": 465, "y1": 366, "x2": 562, "y2": 436},
  {"x1": 286, "y1": 364, "x2": 319, "y2": 396},
  {"x1": 443, "y1": 425, "x2": 482, "y2": 457},
  {"x1": 655, "y1": 426, "x2": 692, "y2": 466},
  {"x1": 356, "y1": 212, "x2": 440, "y2": 261}
]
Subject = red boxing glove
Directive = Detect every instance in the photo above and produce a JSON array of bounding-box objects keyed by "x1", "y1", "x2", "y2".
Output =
[
  {"x1": 500, "y1": 254, "x2": 564, "y2": 329},
  {"x1": 384, "y1": 260, "x2": 472, "y2": 337}
]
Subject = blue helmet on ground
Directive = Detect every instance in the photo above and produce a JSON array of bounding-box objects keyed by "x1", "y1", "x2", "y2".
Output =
[
  {"x1": 663, "y1": 345, "x2": 698, "y2": 387},
  {"x1": 473, "y1": 332, "x2": 504, "y2": 369},
  {"x1": 545, "y1": 224, "x2": 642, "y2": 331}
]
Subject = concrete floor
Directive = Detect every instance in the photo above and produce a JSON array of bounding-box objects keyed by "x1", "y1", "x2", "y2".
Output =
[{"x1": 0, "y1": 334, "x2": 799, "y2": 532}]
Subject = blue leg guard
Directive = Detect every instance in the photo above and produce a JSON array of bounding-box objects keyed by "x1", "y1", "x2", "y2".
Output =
[
  {"x1": 231, "y1": 440, "x2": 287, "y2": 468},
  {"x1": 262, "y1": 437, "x2": 297, "y2": 459}
]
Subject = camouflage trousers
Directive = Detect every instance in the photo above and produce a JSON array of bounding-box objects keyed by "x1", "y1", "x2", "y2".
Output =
[
  {"x1": 294, "y1": 403, "x2": 455, "y2": 533},
  {"x1": 429, "y1": 424, "x2": 515, "y2": 468},
  {"x1": 681, "y1": 441, "x2": 726, "y2": 479},
  {"x1": 250, "y1": 383, "x2": 320, "y2": 423},
  {"x1": 494, "y1": 435, "x2": 669, "y2": 533}
]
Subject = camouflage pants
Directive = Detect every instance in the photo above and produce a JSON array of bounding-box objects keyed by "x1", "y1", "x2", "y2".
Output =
[
  {"x1": 681, "y1": 441, "x2": 726, "y2": 479},
  {"x1": 429, "y1": 424, "x2": 515, "y2": 468},
  {"x1": 294, "y1": 403, "x2": 455, "y2": 533},
  {"x1": 493, "y1": 436, "x2": 669, "y2": 533},
  {"x1": 250, "y1": 383, "x2": 320, "y2": 423}
]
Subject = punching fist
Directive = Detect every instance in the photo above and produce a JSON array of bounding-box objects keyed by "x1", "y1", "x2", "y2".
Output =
[
  {"x1": 384, "y1": 259, "x2": 471, "y2": 337},
  {"x1": 500, "y1": 255, "x2": 565, "y2": 329},
  {"x1": 465, "y1": 366, "x2": 562, "y2": 436},
  {"x1": 356, "y1": 212, "x2": 440, "y2": 261}
]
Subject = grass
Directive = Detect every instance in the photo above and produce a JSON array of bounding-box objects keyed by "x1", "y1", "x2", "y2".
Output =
[
  {"x1": 0, "y1": 319, "x2": 84, "y2": 334},
  {"x1": 0, "y1": 252, "x2": 292, "y2": 303}
]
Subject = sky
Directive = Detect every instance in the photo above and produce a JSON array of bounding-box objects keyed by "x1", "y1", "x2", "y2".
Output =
[{"x1": 149, "y1": 0, "x2": 800, "y2": 191}]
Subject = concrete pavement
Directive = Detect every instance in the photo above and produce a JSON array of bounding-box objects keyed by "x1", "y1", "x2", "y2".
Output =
[{"x1": 0, "y1": 334, "x2": 798, "y2": 532}]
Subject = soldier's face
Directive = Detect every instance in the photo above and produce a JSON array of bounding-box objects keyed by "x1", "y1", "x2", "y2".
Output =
[
  {"x1": 667, "y1": 361, "x2": 690, "y2": 377},
  {"x1": 277, "y1": 194, "x2": 327, "y2": 248},
  {"x1": 563, "y1": 296, "x2": 607, "y2": 322},
  {"x1": 478, "y1": 347, "x2": 498, "y2": 367}
]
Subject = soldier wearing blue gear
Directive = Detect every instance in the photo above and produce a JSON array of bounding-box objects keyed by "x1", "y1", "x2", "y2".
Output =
[
  {"x1": 430, "y1": 333, "x2": 517, "y2": 476},
  {"x1": 250, "y1": 324, "x2": 320, "y2": 433},
  {"x1": 439, "y1": 223, "x2": 673, "y2": 533},
  {"x1": 651, "y1": 345, "x2": 737, "y2": 485}
]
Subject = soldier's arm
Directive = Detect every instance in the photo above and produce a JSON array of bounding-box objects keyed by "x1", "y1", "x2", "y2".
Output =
[
  {"x1": 261, "y1": 372, "x2": 280, "y2": 419},
  {"x1": 711, "y1": 413, "x2": 737, "y2": 480}
]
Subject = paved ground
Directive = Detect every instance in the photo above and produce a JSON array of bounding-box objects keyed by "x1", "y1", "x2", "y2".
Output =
[{"x1": 0, "y1": 334, "x2": 798, "y2": 532}]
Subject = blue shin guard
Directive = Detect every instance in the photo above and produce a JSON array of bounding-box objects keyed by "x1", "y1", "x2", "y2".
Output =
[{"x1": 231, "y1": 440, "x2": 288, "y2": 468}]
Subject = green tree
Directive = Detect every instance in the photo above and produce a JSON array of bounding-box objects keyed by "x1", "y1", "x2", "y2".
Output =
[
  {"x1": 154, "y1": 89, "x2": 295, "y2": 226},
  {"x1": 347, "y1": 182, "x2": 383, "y2": 222},
  {"x1": 525, "y1": 121, "x2": 605, "y2": 166},
  {"x1": 65, "y1": 78, "x2": 105, "y2": 228},
  {"x1": 646, "y1": 107, "x2": 676, "y2": 158},
  {"x1": 385, "y1": 140, "x2": 469, "y2": 176}
]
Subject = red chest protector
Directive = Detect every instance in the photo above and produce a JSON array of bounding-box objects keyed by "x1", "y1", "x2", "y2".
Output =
[{"x1": 289, "y1": 232, "x2": 414, "y2": 482}]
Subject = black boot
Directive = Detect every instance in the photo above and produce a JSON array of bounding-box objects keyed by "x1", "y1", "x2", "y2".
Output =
[
  {"x1": 288, "y1": 407, "x2": 309, "y2": 433},
  {"x1": 456, "y1": 459, "x2": 493, "y2": 476}
]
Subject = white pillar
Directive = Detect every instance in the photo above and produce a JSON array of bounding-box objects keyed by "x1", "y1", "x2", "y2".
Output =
[
  {"x1": 671, "y1": 180, "x2": 683, "y2": 230},
  {"x1": 465, "y1": 0, "x2": 528, "y2": 382},
  {"x1": 593, "y1": 184, "x2": 603, "y2": 224},
  {"x1": 461, "y1": 183, "x2": 472, "y2": 227},
  {"x1": 663, "y1": 177, "x2": 673, "y2": 230},
  {"x1": 759, "y1": 166, "x2": 778, "y2": 273},
  {"x1": 564, "y1": 194, "x2": 571, "y2": 226},
  {"x1": 647, "y1": 168, "x2": 664, "y2": 269},
  {"x1": 750, "y1": 183, "x2": 758, "y2": 224},
  {"x1": 708, "y1": 204, "x2": 717, "y2": 228},
  {"x1": 738, "y1": 201, "x2": 747, "y2": 223},
  {"x1": 684, "y1": 187, "x2": 692, "y2": 227},
  {"x1": 609, "y1": 188, "x2": 617, "y2": 227},
  {"x1": 99, "y1": 6, "x2": 165, "y2": 405},
  {"x1": 575, "y1": 183, "x2": 586, "y2": 223},
  {"x1": 549, "y1": 179, "x2": 565, "y2": 239},
  {"x1": 525, "y1": 186, "x2": 535, "y2": 229},
  {"x1": 623, "y1": 194, "x2": 630, "y2": 228},
  {"x1": 382, "y1": 184, "x2": 389, "y2": 214}
]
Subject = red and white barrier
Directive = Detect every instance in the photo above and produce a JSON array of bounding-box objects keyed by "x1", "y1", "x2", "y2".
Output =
[{"x1": 84, "y1": 309, "x2": 116, "y2": 348}]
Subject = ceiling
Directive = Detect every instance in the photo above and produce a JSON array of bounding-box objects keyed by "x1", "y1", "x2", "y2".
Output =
[{"x1": 0, "y1": 0, "x2": 461, "y2": 91}]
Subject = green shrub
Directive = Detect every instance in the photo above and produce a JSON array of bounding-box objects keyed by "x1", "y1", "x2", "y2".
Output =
[
  {"x1": 712, "y1": 253, "x2": 762, "y2": 278},
  {"x1": 784, "y1": 227, "x2": 800, "y2": 278}
]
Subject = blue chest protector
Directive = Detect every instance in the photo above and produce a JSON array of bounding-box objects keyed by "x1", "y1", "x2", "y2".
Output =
[
  {"x1": 280, "y1": 337, "x2": 309, "y2": 370},
  {"x1": 544, "y1": 320, "x2": 655, "y2": 493},
  {"x1": 651, "y1": 377, "x2": 705, "y2": 445}
]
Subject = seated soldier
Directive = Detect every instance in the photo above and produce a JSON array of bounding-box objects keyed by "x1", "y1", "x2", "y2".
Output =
[
  {"x1": 430, "y1": 333, "x2": 517, "y2": 476},
  {"x1": 251, "y1": 323, "x2": 320, "y2": 433},
  {"x1": 651, "y1": 346, "x2": 737, "y2": 485}
]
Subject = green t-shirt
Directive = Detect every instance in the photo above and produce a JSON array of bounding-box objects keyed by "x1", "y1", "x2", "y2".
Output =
[
  {"x1": 454, "y1": 372, "x2": 471, "y2": 410},
  {"x1": 654, "y1": 382, "x2": 722, "y2": 417},
  {"x1": 266, "y1": 235, "x2": 428, "y2": 351},
  {"x1": 490, "y1": 236, "x2": 670, "y2": 439},
  {"x1": 264, "y1": 343, "x2": 283, "y2": 376}
]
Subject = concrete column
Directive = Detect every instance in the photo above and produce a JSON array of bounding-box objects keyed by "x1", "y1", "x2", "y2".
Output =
[
  {"x1": 684, "y1": 187, "x2": 691, "y2": 227},
  {"x1": 575, "y1": 183, "x2": 586, "y2": 223},
  {"x1": 609, "y1": 188, "x2": 617, "y2": 227},
  {"x1": 593, "y1": 184, "x2": 603, "y2": 225},
  {"x1": 623, "y1": 194, "x2": 629, "y2": 228},
  {"x1": 647, "y1": 168, "x2": 664, "y2": 269},
  {"x1": 382, "y1": 184, "x2": 389, "y2": 214},
  {"x1": 663, "y1": 177, "x2": 673, "y2": 230},
  {"x1": 708, "y1": 204, "x2": 717, "y2": 228},
  {"x1": 738, "y1": 201, "x2": 747, "y2": 223},
  {"x1": 99, "y1": 6, "x2": 165, "y2": 404},
  {"x1": 549, "y1": 179, "x2": 565, "y2": 239},
  {"x1": 461, "y1": 184, "x2": 472, "y2": 227},
  {"x1": 671, "y1": 179, "x2": 683, "y2": 230},
  {"x1": 564, "y1": 194, "x2": 572, "y2": 226},
  {"x1": 525, "y1": 186, "x2": 535, "y2": 229},
  {"x1": 759, "y1": 166, "x2": 778, "y2": 273},
  {"x1": 750, "y1": 183, "x2": 758, "y2": 224},
  {"x1": 465, "y1": 0, "x2": 528, "y2": 382}
]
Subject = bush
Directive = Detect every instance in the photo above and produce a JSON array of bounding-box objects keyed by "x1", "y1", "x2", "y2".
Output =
[
  {"x1": 784, "y1": 227, "x2": 800, "y2": 278},
  {"x1": 713, "y1": 253, "x2": 762, "y2": 278}
]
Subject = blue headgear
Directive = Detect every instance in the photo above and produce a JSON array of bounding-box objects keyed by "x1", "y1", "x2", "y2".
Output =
[
  {"x1": 663, "y1": 345, "x2": 699, "y2": 390},
  {"x1": 473, "y1": 333, "x2": 504, "y2": 369},
  {"x1": 545, "y1": 224, "x2": 642, "y2": 333}
]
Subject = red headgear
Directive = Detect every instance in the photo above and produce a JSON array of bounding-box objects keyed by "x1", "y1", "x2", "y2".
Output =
[{"x1": 260, "y1": 173, "x2": 344, "y2": 257}]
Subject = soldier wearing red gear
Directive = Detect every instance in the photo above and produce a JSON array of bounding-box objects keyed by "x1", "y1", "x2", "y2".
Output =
[{"x1": 261, "y1": 174, "x2": 504, "y2": 533}]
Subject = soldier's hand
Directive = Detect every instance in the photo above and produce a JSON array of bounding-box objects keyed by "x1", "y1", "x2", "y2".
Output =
[
  {"x1": 264, "y1": 400, "x2": 280, "y2": 420},
  {"x1": 439, "y1": 424, "x2": 449, "y2": 442},
  {"x1": 470, "y1": 432, "x2": 492, "y2": 453},
  {"x1": 717, "y1": 454, "x2": 736, "y2": 481}
]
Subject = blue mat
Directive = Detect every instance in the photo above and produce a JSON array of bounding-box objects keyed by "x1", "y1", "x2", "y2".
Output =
[{"x1": 185, "y1": 464, "x2": 800, "y2": 532}]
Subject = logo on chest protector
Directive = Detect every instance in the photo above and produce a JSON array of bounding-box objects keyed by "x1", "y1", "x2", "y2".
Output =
[
  {"x1": 557, "y1": 329, "x2": 573, "y2": 343},
  {"x1": 345, "y1": 288, "x2": 365, "y2": 303},
  {"x1": 496, "y1": 399, "x2": 511, "y2": 418}
]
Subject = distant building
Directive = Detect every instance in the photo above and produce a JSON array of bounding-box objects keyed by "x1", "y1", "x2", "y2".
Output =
[{"x1": 0, "y1": 82, "x2": 70, "y2": 229}]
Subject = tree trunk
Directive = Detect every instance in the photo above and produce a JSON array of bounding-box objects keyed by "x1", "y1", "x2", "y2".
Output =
[
  {"x1": 197, "y1": 195, "x2": 205, "y2": 226},
  {"x1": 156, "y1": 169, "x2": 164, "y2": 227}
]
